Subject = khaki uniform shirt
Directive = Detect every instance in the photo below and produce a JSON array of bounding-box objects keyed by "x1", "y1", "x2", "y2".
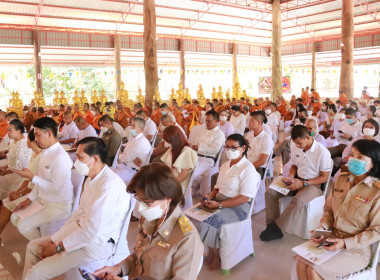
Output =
[
  {"x1": 119, "y1": 206, "x2": 204, "y2": 280},
  {"x1": 102, "y1": 127, "x2": 121, "y2": 166},
  {"x1": 320, "y1": 172, "x2": 380, "y2": 250}
]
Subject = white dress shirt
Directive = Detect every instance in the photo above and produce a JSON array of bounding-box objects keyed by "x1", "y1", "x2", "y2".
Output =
[
  {"x1": 77, "y1": 125, "x2": 98, "y2": 142},
  {"x1": 119, "y1": 133, "x2": 151, "y2": 168},
  {"x1": 262, "y1": 123, "x2": 273, "y2": 139},
  {"x1": 314, "y1": 133, "x2": 327, "y2": 147},
  {"x1": 143, "y1": 118, "x2": 157, "y2": 139},
  {"x1": 358, "y1": 105, "x2": 368, "y2": 116},
  {"x1": 188, "y1": 124, "x2": 205, "y2": 146},
  {"x1": 195, "y1": 126, "x2": 225, "y2": 158},
  {"x1": 59, "y1": 121, "x2": 79, "y2": 143},
  {"x1": 266, "y1": 113, "x2": 279, "y2": 126},
  {"x1": 51, "y1": 165, "x2": 130, "y2": 253},
  {"x1": 230, "y1": 113, "x2": 247, "y2": 135},
  {"x1": 330, "y1": 119, "x2": 345, "y2": 134},
  {"x1": 339, "y1": 120, "x2": 362, "y2": 145},
  {"x1": 28, "y1": 142, "x2": 73, "y2": 204},
  {"x1": 216, "y1": 156, "x2": 260, "y2": 198},
  {"x1": 290, "y1": 139, "x2": 332, "y2": 180},
  {"x1": 245, "y1": 130, "x2": 274, "y2": 168}
]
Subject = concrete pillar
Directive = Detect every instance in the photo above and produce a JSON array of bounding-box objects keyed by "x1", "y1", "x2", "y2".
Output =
[
  {"x1": 114, "y1": 35, "x2": 121, "y2": 98},
  {"x1": 311, "y1": 41, "x2": 317, "y2": 90},
  {"x1": 271, "y1": 0, "x2": 282, "y2": 101},
  {"x1": 339, "y1": 0, "x2": 354, "y2": 99},
  {"x1": 143, "y1": 0, "x2": 158, "y2": 106},
  {"x1": 179, "y1": 39, "x2": 186, "y2": 88},
  {"x1": 232, "y1": 43, "x2": 238, "y2": 86},
  {"x1": 33, "y1": 30, "x2": 42, "y2": 95}
]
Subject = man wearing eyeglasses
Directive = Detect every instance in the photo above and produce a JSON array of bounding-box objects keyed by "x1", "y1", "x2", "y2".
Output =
[{"x1": 305, "y1": 118, "x2": 327, "y2": 147}]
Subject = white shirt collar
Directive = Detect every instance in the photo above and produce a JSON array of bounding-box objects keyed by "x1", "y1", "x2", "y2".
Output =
[{"x1": 45, "y1": 141, "x2": 60, "y2": 152}]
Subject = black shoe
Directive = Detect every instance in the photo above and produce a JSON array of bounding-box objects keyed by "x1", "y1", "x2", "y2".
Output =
[{"x1": 260, "y1": 222, "x2": 283, "y2": 241}]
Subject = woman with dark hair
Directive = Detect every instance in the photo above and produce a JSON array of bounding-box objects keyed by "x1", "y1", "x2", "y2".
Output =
[
  {"x1": 0, "y1": 119, "x2": 32, "y2": 199},
  {"x1": 218, "y1": 110, "x2": 234, "y2": 138},
  {"x1": 94, "y1": 163, "x2": 204, "y2": 280},
  {"x1": 197, "y1": 133, "x2": 260, "y2": 271},
  {"x1": 296, "y1": 139, "x2": 380, "y2": 280},
  {"x1": 0, "y1": 129, "x2": 42, "y2": 236},
  {"x1": 229, "y1": 105, "x2": 246, "y2": 135},
  {"x1": 350, "y1": 101, "x2": 362, "y2": 120},
  {"x1": 160, "y1": 125, "x2": 198, "y2": 194}
]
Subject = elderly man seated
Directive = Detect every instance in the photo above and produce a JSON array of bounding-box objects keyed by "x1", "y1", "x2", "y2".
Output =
[
  {"x1": 112, "y1": 117, "x2": 151, "y2": 185},
  {"x1": 73, "y1": 116, "x2": 98, "y2": 148},
  {"x1": 59, "y1": 111, "x2": 79, "y2": 147}
]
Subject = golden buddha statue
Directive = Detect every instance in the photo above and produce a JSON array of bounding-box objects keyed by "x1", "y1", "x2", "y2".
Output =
[
  {"x1": 242, "y1": 89, "x2": 248, "y2": 100},
  {"x1": 99, "y1": 89, "x2": 108, "y2": 104},
  {"x1": 232, "y1": 81, "x2": 242, "y2": 100},
  {"x1": 197, "y1": 84, "x2": 206, "y2": 106},
  {"x1": 176, "y1": 82, "x2": 184, "y2": 106},
  {"x1": 211, "y1": 87, "x2": 218, "y2": 100},
  {"x1": 53, "y1": 90, "x2": 60, "y2": 107},
  {"x1": 80, "y1": 89, "x2": 88, "y2": 106},
  {"x1": 136, "y1": 88, "x2": 145, "y2": 104},
  {"x1": 91, "y1": 89, "x2": 99, "y2": 104},
  {"x1": 217, "y1": 86, "x2": 224, "y2": 100},
  {"x1": 184, "y1": 88, "x2": 191, "y2": 101},
  {"x1": 35, "y1": 90, "x2": 46, "y2": 107},
  {"x1": 117, "y1": 81, "x2": 133, "y2": 109},
  {"x1": 225, "y1": 89, "x2": 231, "y2": 100},
  {"x1": 7, "y1": 91, "x2": 24, "y2": 116},
  {"x1": 72, "y1": 90, "x2": 80, "y2": 105},
  {"x1": 153, "y1": 87, "x2": 161, "y2": 103},
  {"x1": 59, "y1": 90, "x2": 68, "y2": 106}
]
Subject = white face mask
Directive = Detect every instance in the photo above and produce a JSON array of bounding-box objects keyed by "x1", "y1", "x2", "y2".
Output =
[
  {"x1": 47, "y1": 115, "x2": 52, "y2": 118},
  {"x1": 225, "y1": 149, "x2": 241, "y2": 160},
  {"x1": 265, "y1": 109, "x2": 272, "y2": 115},
  {"x1": 101, "y1": 126, "x2": 108, "y2": 133},
  {"x1": 164, "y1": 141, "x2": 171, "y2": 148},
  {"x1": 74, "y1": 158, "x2": 92, "y2": 176},
  {"x1": 307, "y1": 110, "x2": 313, "y2": 116},
  {"x1": 220, "y1": 116, "x2": 227, "y2": 122},
  {"x1": 138, "y1": 200, "x2": 168, "y2": 222},
  {"x1": 363, "y1": 128, "x2": 375, "y2": 137},
  {"x1": 23, "y1": 110, "x2": 28, "y2": 114},
  {"x1": 339, "y1": 113, "x2": 346, "y2": 120}
]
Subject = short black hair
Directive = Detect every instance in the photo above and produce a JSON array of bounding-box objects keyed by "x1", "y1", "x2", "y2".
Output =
[
  {"x1": 37, "y1": 107, "x2": 44, "y2": 114},
  {"x1": 231, "y1": 105, "x2": 241, "y2": 112},
  {"x1": 134, "y1": 103, "x2": 142, "y2": 109},
  {"x1": 291, "y1": 125, "x2": 310, "y2": 140},
  {"x1": 352, "y1": 139, "x2": 380, "y2": 179},
  {"x1": 99, "y1": 115, "x2": 113, "y2": 124},
  {"x1": 345, "y1": 108, "x2": 356, "y2": 116},
  {"x1": 368, "y1": 105, "x2": 376, "y2": 116},
  {"x1": 226, "y1": 133, "x2": 249, "y2": 157},
  {"x1": 206, "y1": 102, "x2": 214, "y2": 108},
  {"x1": 329, "y1": 104, "x2": 337, "y2": 113},
  {"x1": 33, "y1": 117, "x2": 58, "y2": 138},
  {"x1": 28, "y1": 128, "x2": 35, "y2": 142},
  {"x1": 299, "y1": 108, "x2": 308, "y2": 114},
  {"x1": 363, "y1": 119, "x2": 379, "y2": 136},
  {"x1": 250, "y1": 111, "x2": 265, "y2": 123},
  {"x1": 77, "y1": 137, "x2": 108, "y2": 164},
  {"x1": 160, "y1": 103, "x2": 169, "y2": 109},
  {"x1": 270, "y1": 102, "x2": 277, "y2": 109},
  {"x1": 205, "y1": 110, "x2": 219, "y2": 121},
  {"x1": 7, "y1": 111, "x2": 19, "y2": 119},
  {"x1": 9, "y1": 119, "x2": 25, "y2": 133}
]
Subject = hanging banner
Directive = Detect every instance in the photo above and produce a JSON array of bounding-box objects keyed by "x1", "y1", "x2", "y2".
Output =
[{"x1": 258, "y1": 76, "x2": 291, "y2": 94}]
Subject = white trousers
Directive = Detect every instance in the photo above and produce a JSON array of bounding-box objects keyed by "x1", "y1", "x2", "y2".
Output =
[
  {"x1": 23, "y1": 236, "x2": 114, "y2": 280},
  {"x1": 113, "y1": 164, "x2": 137, "y2": 185},
  {"x1": 11, "y1": 200, "x2": 72, "y2": 241},
  {"x1": 191, "y1": 157, "x2": 214, "y2": 195}
]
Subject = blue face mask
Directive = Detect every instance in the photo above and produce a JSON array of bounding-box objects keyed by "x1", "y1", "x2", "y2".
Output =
[
  {"x1": 130, "y1": 129, "x2": 137, "y2": 137},
  {"x1": 310, "y1": 131, "x2": 316, "y2": 137},
  {"x1": 347, "y1": 158, "x2": 368, "y2": 176},
  {"x1": 346, "y1": 118, "x2": 354, "y2": 124},
  {"x1": 161, "y1": 111, "x2": 167, "y2": 115}
]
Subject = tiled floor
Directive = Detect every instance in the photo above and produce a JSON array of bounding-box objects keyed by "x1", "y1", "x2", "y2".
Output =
[{"x1": 1, "y1": 133, "x2": 379, "y2": 279}]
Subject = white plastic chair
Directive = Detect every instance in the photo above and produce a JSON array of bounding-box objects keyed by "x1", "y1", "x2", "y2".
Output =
[
  {"x1": 278, "y1": 160, "x2": 333, "y2": 239},
  {"x1": 252, "y1": 151, "x2": 272, "y2": 215},
  {"x1": 182, "y1": 167, "x2": 198, "y2": 211},
  {"x1": 219, "y1": 181, "x2": 258, "y2": 275},
  {"x1": 81, "y1": 197, "x2": 136, "y2": 272},
  {"x1": 40, "y1": 169, "x2": 85, "y2": 237},
  {"x1": 111, "y1": 143, "x2": 122, "y2": 169},
  {"x1": 290, "y1": 241, "x2": 380, "y2": 280},
  {"x1": 150, "y1": 130, "x2": 158, "y2": 147}
]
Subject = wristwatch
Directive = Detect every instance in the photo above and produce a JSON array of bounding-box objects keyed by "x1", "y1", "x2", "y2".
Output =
[
  {"x1": 56, "y1": 243, "x2": 64, "y2": 253},
  {"x1": 304, "y1": 180, "x2": 309, "y2": 187},
  {"x1": 219, "y1": 202, "x2": 223, "y2": 209}
]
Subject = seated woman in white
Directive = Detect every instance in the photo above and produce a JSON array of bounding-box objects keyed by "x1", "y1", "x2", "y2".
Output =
[
  {"x1": 0, "y1": 119, "x2": 32, "y2": 199},
  {"x1": 160, "y1": 125, "x2": 198, "y2": 194},
  {"x1": 0, "y1": 129, "x2": 42, "y2": 236},
  {"x1": 296, "y1": 139, "x2": 380, "y2": 279},
  {"x1": 218, "y1": 110, "x2": 234, "y2": 138},
  {"x1": 197, "y1": 133, "x2": 260, "y2": 271}
]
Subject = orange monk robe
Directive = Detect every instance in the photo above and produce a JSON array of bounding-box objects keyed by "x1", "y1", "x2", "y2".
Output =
[
  {"x1": 151, "y1": 110, "x2": 162, "y2": 126},
  {"x1": 142, "y1": 108, "x2": 150, "y2": 116},
  {"x1": 114, "y1": 110, "x2": 129, "y2": 129},
  {"x1": 289, "y1": 100, "x2": 296, "y2": 109},
  {"x1": 214, "y1": 105, "x2": 225, "y2": 113},
  {"x1": 339, "y1": 93, "x2": 348, "y2": 107},
  {"x1": 73, "y1": 111, "x2": 83, "y2": 121},
  {"x1": 38, "y1": 114, "x2": 46, "y2": 119},
  {"x1": 311, "y1": 91, "x2": 320, "y2": 101},
  {"x1": 312, "y1": 102, "x2": 322, "y2": 115},
  {"x1": 250, "y1": 105, "x2": 261, "y2": 112},
  {"x1": 277, "y1": 102, "x2": 287, "y2": 119},
  {"x1": 145, "y1": 105, "x2": 153, "y2": 116},
  {"x1": 361, "y1": 93, "x2": 370, "y2": 103},
  {"x1": 84, "y1": 111, "x2": 95, "y2": 125},
  {"x1": 58, "y1": 111, "x2": 65, "y2": 123},
  {"x1": 301, "y1": 91, "x2": 310, "y2": 105},
  {"x1": 0, "y1": 120, "x2": 8, "y2": 138},
  {"x1": 92, "y1": 114, "x2": 102, "y2": 130},
  {"x1": 173, "y1": 109, "x2": 183, "y2": 126},
  {"x1": 51, "y1": 116, "x2": 60, "y2": 125}
]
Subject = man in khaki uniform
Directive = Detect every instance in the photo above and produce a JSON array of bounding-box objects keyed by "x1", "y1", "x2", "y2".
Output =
[
  {"x1": 261, "y1": 125, "x2": 332, "y2": 241},
  {"x1": 99, "y1": 115, "x2": 121, "y2": 166}
]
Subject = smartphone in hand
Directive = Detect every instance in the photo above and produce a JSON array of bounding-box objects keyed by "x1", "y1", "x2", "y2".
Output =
[
  {"x1": 312, "y1": 229, "x2": 332, "y2": 239},
  {"x1": 79, "y1": 268, "x2": 103, "y2": 280}
]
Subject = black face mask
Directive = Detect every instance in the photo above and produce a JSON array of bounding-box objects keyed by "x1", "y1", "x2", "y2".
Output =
[{"x1": 299, "y1": 117, "x2": 307, "y2": 123}]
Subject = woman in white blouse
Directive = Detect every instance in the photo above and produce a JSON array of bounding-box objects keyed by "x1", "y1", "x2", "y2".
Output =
[
  {"x1": 160, "y1": 125, "x2": 198, "y2": 194},
  {"x1": 197, "y1": 133, "x2": 260, "y2": 271},
  {"x1": 0, "y1": 129, "x2": 42, "y2": 236},
  {"x1": 218, "y1": 110, "x2": 234, "y2": 138},
  {"x1": 229, "y1": 105, "x2": 247, "y2": 135},
  {"x1": 0, "y1": 119, "x2": 32, "y2": 199}
]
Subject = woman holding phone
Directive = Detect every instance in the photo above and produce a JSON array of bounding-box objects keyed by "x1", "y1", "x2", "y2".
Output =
[{"x1": 295, "y1": 139, "x2": 380, "y2": 280}]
